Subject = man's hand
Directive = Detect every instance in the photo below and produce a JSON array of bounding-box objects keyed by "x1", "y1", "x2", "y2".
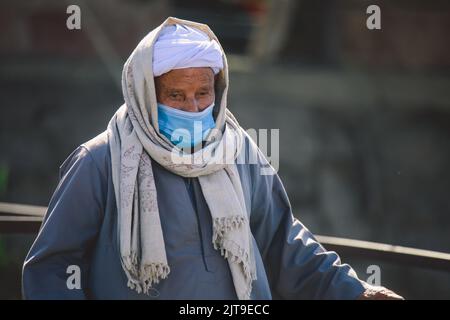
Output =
[{"x1": 358, "y1": 284, "x2": 404, "y2": 300}]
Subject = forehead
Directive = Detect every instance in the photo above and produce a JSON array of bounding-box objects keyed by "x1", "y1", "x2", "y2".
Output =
[{"x1": 156, "y1": 67, "x2": 214, "y2": 89}]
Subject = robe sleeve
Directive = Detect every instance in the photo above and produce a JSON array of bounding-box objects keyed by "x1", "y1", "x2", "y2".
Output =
[
  {"x1": 22, "y1": 146, "x2": 105, "y2": 299},
  {"x1": 248, "y1": 140, "x2": 366, "y2": 300}
]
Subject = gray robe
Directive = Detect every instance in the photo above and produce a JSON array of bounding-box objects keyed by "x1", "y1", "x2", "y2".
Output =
[{"x1": 22, "y1": 131, "x2": 365, "y2": 299}]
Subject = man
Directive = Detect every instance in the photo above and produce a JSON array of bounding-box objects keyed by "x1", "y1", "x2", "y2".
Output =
[{"x1": 22, "y1": 17, "x2": 402, "y2": 300}]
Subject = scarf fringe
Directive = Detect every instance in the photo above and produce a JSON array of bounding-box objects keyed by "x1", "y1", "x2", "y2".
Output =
[
  {"x1": 212, "y1": 216, "x2": 245, "y2": 243},
  {"x1": 213, "y1": 216, "x2": 257, "y2": 300},
  {"x1": 122, "y1": 253, "x2": 170, "y2": 295}
]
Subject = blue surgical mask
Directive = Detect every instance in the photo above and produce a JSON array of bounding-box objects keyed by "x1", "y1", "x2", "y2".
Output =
[{"x1": 157, "y1": 102, "x2": 216, "y2": 148}]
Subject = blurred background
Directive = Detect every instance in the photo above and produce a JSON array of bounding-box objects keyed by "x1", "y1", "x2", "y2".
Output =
[{"x1": 1, "y1": 0, "x2": 450, "y2": 299}]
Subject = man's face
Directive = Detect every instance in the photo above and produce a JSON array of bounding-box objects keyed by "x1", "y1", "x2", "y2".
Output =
[{"x1": 155, "y1": 67, "x2": 215, "y2": 112}]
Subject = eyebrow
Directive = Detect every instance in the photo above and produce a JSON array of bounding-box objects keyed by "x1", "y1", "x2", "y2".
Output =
[
  {"x1": 165, "y1": 89, "x2": 184, "y2": 94},
  {"x1": 165, "y1": 86, "x2": 212, "y2": 93}
]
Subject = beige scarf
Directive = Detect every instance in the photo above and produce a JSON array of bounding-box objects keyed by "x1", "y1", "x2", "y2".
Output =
[{"x1": 106, "y1": 17, "x2": 256, "y2": 300}]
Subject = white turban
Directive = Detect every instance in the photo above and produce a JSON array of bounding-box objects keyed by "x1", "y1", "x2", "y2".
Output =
[{"x1": 152, "y1": 24, "x2": 224, "y2": 77}]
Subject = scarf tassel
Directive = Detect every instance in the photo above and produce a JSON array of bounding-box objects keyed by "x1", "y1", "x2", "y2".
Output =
[
  {"x1": 212, "y1": 216, "x2": 257, "y2": 299},
  {"x1": 123, "y1": 253, "x2": 170, "y2": 295}
]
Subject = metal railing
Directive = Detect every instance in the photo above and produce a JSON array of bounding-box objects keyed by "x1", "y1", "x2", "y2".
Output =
[
  {"x1": 2, "y1": 201, "x2": 450, "y2": 273},
  {"x1": 0, "y1": 202, "x2": 46, "y2": 233}
]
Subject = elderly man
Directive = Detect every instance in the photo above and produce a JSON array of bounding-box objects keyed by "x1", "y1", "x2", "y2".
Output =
[{"x1": 22, "y1": 17, "x2": 402, "y2": 300}]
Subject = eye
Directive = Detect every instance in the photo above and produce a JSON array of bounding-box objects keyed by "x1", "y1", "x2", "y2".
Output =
[{"x1": 169, "y1": 93, "x2": 182, "y2": 99}]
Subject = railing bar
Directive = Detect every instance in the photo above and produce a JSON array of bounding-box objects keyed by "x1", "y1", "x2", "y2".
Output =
[
  {"x1": 316, "y1": 235, "x2": 450, "y2": 261},
  {"x1": 0, "y1": 202, "x2": 46, "y2": 217}
]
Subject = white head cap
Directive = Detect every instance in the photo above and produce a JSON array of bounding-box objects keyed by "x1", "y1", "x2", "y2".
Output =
[{"x1": 152, "y1": 24, "x2": 224, "y2": 77}]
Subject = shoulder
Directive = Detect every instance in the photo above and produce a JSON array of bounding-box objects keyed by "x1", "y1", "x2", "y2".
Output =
[
  {"x1": 59, "y1": 131, "x2": 111, "y2": 179},
  {"x1": 81, "y1": 130, "x2": 111, "y2": 170}
]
